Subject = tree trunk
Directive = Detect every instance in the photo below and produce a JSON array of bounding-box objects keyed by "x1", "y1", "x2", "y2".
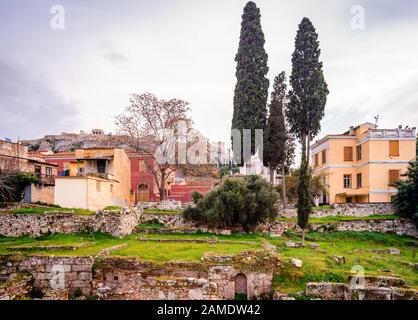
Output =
[
  {"x1": 301, "y1": 229, "x2": 305, "y2": 246},
  {"x1": 159, "y1": 187, "x2": 166, "y2": 201},
  {"x1": 306, "y1": 131, "x2": 311, "y2": 166},
  {"x1": 269, "y1": 167, "x2": 274, "y2": 184},
  {"x1": 158, "y1": 169, "x2": 166, "y2": 201},
  {"x1": 281, "y1": 166, "x2": 287, "y2": 209}
]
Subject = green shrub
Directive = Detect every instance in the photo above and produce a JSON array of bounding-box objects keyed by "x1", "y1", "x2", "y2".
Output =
[
  {"x1": 183, "y1": 175, "x2": 278, "y2": 232},
  {"x1": 72, "y1": 288, "x2": 83, "y2": 298},
  {"x1": 29, "y1": 287, "x2": 44, "y2": 299},
  {"x1": 191, "y1": 191, "x2": 203, "y2": 204},
  {"x1": 0, "y1": 171, "x2": 38, "y2": 202},
  {"x1": 393, "y1": 160, "x2": 418, "y2": 227}
]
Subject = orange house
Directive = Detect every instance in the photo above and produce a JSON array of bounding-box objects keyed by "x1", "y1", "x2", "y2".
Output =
[{"x1": 311, "y1": 123, "x2": 416, "y2": 204}]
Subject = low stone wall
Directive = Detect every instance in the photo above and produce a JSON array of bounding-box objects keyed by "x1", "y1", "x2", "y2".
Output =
[
  {"x1": 306, "y1": 276, "x2": 418, "y2": 300},
  {"x1": 140, "y1": 213, "x2": 194, "y2": 229},
  {"x1": 138, "y1": 206, "x2": 418, "y2": 238},
  {"x1": 279, "y1": 203, "x2": 396, "y2": 218},
  {"x1": 0, "y1": 250, "x2": 278, "y2": 300},
  {"x1": 0, "y1": 208, "x2": 141, "y2": 238},
  {"x1": 0, "y1": 254, "x2": 94, "y2": 296},
  {"x1": 259, "y1": 219, "x2": 418, "y2": 238},
  {"x1": 310, "y1": 218, "x2": 418, "y2": 238}
]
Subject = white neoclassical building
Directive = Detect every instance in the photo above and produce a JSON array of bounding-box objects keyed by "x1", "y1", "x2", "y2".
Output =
[{"x1": 239, "y1": 151, "x2": 282, "y2": 185}]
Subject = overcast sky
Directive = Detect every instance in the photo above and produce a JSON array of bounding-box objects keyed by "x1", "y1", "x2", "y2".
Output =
[{"x1": 0, "y1": 0, "x2": 417, "y2": 148}]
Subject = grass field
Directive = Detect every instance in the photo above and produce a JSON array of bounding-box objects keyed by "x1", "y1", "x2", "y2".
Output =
[
  {"x1": 143, "y1": 209, "x2": 183, "y2": 215},
  {"x1": 0, "y1": 232, "x2": 261, "y2": 263},
  {"x1": 0, "y1": 230, "x2": 416, "y2": 292},
  {"x1": 270, "y1": 231, "x2": 418, "y2": 294}
]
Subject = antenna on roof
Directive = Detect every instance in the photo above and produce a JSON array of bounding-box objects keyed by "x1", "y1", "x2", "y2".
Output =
[{"x1": 374, "y1": 115, "x2": 379, "y2": 127}]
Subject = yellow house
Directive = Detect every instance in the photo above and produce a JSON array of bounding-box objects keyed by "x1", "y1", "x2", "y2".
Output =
[
  {"x1": 311, "y1": 123, "x2": 416, "y2": 204},
  {"x1": 54, "y1": 148, "x2": 131, "y2": 210}
]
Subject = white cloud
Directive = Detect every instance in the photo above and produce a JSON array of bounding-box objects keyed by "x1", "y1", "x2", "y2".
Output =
[{"x1": 0, "y1": 0, "x2": 417, "y2": 149}]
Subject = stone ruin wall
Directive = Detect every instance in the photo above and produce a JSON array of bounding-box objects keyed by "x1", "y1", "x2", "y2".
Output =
[
  {"x1": 0, "y1": 208, "x2": 141, "y2": 238},
  {"x1": 141, "y1": 212, "x2": 418, "y2": 238},
  {"x1": 0, "y1": 254, "x2": 94, "y2": 297},
  {"x1": 258, "y1": 218, "x2": 418, "y2": 238},
  {"x1": 305, "y1": 276, "x2": 418, "y2": 300},
  {"x1": 278, "y1": 203, "x2": 396, "y2": 218},
  {"x1": 0, "y1": 253, "x2": 275, "y2": 300},
  {"x1": 0, "y1": 203, "x2": 415, "y2": 239}
]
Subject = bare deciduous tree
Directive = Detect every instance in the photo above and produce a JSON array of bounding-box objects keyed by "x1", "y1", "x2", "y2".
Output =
[{"x1": 116, "y1": 92, "x2": 192, "y2": 201}]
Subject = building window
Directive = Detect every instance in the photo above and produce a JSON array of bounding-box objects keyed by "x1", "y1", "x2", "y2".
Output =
[
  {"x1": 389, "y1": 170, "x2": 400, "y2": 185},
  {"x1": 356, "y1": 173, "x2": 362, "y2": 188},
  {"x1": 356, "y1": 145, "x2": 362, "y2": 160},
  {"x1": 322, "y1": 149, "x2": 326, "y2": 164},
  {"x1": 344, "y1": 146, "x2": 353, "y2": 161},
  {"x1": 34, "y1": 166, "x2": 41, "y2": 178},
  {"x1": 139, "y1": 160, "x2": 146, "y2": 173},
  {"x1": 343, "y1": 175, "x2": 352, "y2": 189},
  {"x1": 97, "y1": 160, "x2": 106, "y2": 173},
  {"x1": 314, "y1": 153, "x2": 319, "y2": 167},
  {"x1": 110, "y1": 184, "x2": 114, "y2": 193},
  {"x1": 96, "y1": 181, "x2": 101, "y2": 192},
  {"x1": 389, "y1": 141, "x2": 399, "y2": 156},
  {"x1": 45, "y1": 167, "x2": 53, "y2": 178}
]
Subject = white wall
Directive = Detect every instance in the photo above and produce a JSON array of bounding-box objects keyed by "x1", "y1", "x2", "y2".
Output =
[{"x1": 54, "y1": 178, "x2": 88, "y2": 209}]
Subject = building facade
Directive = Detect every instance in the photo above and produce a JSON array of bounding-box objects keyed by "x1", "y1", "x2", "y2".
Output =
[
  {"x1": 54, "y1": 148, "x2": 131, "y2": 210},
  {"x1": 0, "y1": 140, "x2": 57, "y2": 204},
  {"x1": 239, "y1": 152, "x2": 283, "y2": 185},
  {"x1": 311, "y1": 123, "x2": 416, "y2": 204}
]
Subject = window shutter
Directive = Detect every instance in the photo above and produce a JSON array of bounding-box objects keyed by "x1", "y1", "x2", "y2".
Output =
[
  {"x1": 344, "y1": 147, "x2": 353, "y2": 161},
  {"x1": 389, "y1": 170, "x2": 400, "y2": 184},
  {"x1": 322, "y1": 150, "x2": 326, "y2": 164},
  {"x1": 315, "y1": 154, "x2": 319, "y2": 167},
  {"x1": 389, "y1": 141, "x2": 399, "y2": 156}
]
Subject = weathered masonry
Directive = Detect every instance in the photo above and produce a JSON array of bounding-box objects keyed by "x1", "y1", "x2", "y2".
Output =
[
  {"x1": 0, "y1": 250, "x2": 279, "y2": 300},
  {"x1": 0, "y1": 208, "x2": 141, "y2": 238}
]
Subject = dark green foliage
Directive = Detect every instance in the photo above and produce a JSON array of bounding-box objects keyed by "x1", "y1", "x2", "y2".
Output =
[
  {"x1": 393, "y1": 160, "x2": 418, "y2": 226},
  {"x1": 285, "y1": 17, "x2": 328, "y2": 233},
  {"x1": 0, "y1": 171, "x2": 38, "y2": 202},
  {"x1": 263, "y1": 72, "x2": 295, "y2": 175},
  {"x1": 235, "y1": 293, "x2": 248, "y2": 300},
  {"x1": 218, "y1": 165, "x2": 240, "y2": 178},
  {"x1": 297, "y1": 151, "x2": 312, "y2": 230},
  {"x1": 231, "y1": 1, "x2": 269, "y2": 165},
  {"x1": 283, "y1": 168, "x2": 326, "y2": 204},
  {"x1": 29, "y1": 287, "x2": 44, "y2": 299},
  {"x1": 73, "y1": 288, "x2": 83, "y2": 298},
  {"x1": 286, "y1": 17, "x2": 329, "y2": 142},
  {"x1": 191, "y1": 191, "x2": 203, "y2": 204},
  {"x1": 184, "y1": 176, "x2": 278, "y2": 232}
]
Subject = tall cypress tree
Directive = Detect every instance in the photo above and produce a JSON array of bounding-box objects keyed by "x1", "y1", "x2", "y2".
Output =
[
  {"x1": 231, "y1": 1, "x2": 269, "y2": 166},
  {"x1": 264, "y1": 72, "x2": 295, "y2": 207},
  {"x1": 285, "y1": 17, "x2": 329, "y2": 242}
]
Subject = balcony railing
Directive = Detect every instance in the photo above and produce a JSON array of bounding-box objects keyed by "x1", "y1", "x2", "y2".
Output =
[
  {"x1": 76, "y1": 172, "x2": 112, "y2": 180},
  {"x1": 369, "y1": 128, "x2": 416, "y2": 138},
  {"x1": 35, "y1": 174, "x2": 55, "y2": 186}
]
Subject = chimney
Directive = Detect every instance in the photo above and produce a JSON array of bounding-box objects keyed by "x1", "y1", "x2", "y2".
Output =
[{"x1": 349, "y1": 126, "x2": 355, "y2": 135}]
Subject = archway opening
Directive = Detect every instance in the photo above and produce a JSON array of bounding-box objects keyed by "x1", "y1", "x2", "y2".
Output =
[
  {"x1": 234, "y1": 273, "x2": 247, "y2": 300},
  {"x1": 137, "y1": 184, "x2": 149, "y2": 203}
]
